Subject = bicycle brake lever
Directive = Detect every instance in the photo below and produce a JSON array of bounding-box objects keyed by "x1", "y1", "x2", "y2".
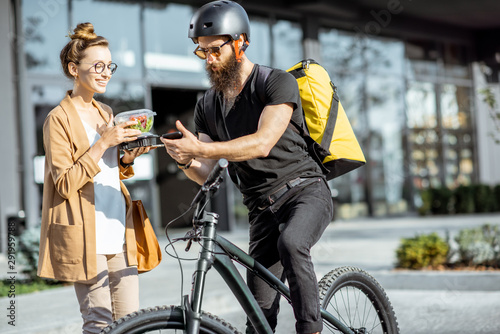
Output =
[{"x1": 185, "y1": 239, "x2": 193, "y2": 252}]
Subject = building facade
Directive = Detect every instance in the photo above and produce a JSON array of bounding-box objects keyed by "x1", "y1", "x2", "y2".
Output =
[{"x1": 2, "y1": 0, "x2": 500, "y2": 253}]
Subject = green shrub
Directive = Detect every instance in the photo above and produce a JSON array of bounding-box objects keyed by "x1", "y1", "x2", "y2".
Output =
[
  {"x1": 472, "y1": 184, "x2": 494, "y2": 213},
  {"x1": 454, "y1": 224, "x2": 500, "y2": 267},
  {"x1": 396, "y1": 232, "x2": 449, "y2": 269},
  {"x1": 454, "y1": 185, "x2": 475, "y2": 214},
  {"x1": 429, "y1": 187, "x2": 453, "y2": 215},
  {"x1": 418, "y1": 189, "x2": 432, "y2": 216},
  {"x1": 493, "y1": 185, "x2": 500, "y2": 212}
]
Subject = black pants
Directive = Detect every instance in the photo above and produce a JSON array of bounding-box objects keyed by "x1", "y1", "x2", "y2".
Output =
[{"x1": 245, "y1": 178, "x2": 333, "y2": 334}]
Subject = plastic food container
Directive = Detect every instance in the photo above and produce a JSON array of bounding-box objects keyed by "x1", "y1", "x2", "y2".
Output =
[{"x1": 114, "y1": 109, "x2": 157, "y2": 133}]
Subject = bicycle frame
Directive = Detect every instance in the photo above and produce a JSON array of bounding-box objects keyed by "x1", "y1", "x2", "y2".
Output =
[{"x1": 183, "y1": 210, "x2": 354, "y2": 334}]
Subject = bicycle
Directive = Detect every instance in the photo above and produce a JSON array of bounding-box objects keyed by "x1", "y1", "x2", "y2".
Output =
[{"x1": 103, "y1": 159, "x2": 399, "y2": 334}]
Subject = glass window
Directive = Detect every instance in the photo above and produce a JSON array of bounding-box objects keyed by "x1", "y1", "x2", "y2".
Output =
[
  {"x1": 440, "y1": 84, "x2": 471, "y2": 129},
  {"x1": 32, "y1": 85, "x2": 68, "y2": 155},
  {"x1": 246, "y1": 17, "x2": 271, "y2": 66},
  {"x1": 406, "y1": 81, "x2": 437, "y2": 128},
  {"x1": 143, "y1": 3, "x2": 207, "y2": 87},
  {"x1": 443, "y1": 43, "x2": 470, "y2": 79},
  {"x1": 320, "y1": 28, "x2": 407, "y2": 215},
  {"x1": 271, "y1": 20, "x2": 302, "y2": 70},
  {"x1": 73, "y1": 0, "x2": 142, "y2": 80},
  {"x1": 405, "y1": 40, "x2": 439, "y2": 79},
  {"x1": 320, "y1": 28, "x2": 363, "y2": 79},
  {"x1": 367, "y1": 76, "x2": 405, "y2": 204},
  {"x1": 23, "y1": 0, "x2": 69, "y2": 74}
]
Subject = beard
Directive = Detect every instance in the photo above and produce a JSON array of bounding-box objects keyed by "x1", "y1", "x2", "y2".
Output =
[{"x1": 205, "y1": 49, "x2": 242, "y2": 105}]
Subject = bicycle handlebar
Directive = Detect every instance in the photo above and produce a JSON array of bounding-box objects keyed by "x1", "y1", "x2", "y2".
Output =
[
  {"x1": 204, "y1": 158, "x2": 229, "y2": 188},
  {"x1": 190, "y1": 158, "x2": 229, "y2": 208}
]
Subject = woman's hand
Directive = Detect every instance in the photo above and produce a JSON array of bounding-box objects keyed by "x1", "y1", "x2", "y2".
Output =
[
  {"x1": 122, "y1": 146, "x2": 153, "y2": 165},
  {"x1": 99, "y1": 115, "x2": 142, "y2": 149}
]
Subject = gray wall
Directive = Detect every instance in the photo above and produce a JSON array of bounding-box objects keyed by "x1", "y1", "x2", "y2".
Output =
[
  {"x1": 0, "y1": 0, "x2": 22, "y2": 253},
  {"x1": 473, "y1": 63, "x2": 500, "y2": 185}
]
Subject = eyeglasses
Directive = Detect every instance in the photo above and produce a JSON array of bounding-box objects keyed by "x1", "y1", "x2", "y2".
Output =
[
  {"x1": 193, "y1": 39, "x2": 232, "y2": 59},
  {"x1": 78, "y1": 61, "x2": 118, "y2": 75}
]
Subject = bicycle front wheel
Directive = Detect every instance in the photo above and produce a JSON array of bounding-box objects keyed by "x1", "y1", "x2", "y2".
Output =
[
  {"x1": 102, "y1": 305, "x2": 241, "y2": 334},
  {"x1": 319, "y1": 266, "x2": 399, "y2": 334}
]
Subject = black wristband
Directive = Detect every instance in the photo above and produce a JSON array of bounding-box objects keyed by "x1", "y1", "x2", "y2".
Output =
[
  {"x1": 120, "y1": 157, "x2": 134, "y2": 168},
  {"x1": 176, "y1": 159, "x2": 194, "y2": 170}
]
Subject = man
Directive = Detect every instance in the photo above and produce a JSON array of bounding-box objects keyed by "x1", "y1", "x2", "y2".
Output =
[{"x1": 161, "y1": 1, "x2": 333, "y2": 333}]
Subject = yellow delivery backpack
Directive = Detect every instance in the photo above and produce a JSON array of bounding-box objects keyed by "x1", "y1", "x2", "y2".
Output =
[{"x1": 286, "y1": 59, "x2": 366, "y2": 179}]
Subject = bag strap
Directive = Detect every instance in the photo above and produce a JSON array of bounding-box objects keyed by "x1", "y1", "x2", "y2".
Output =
[
  {"x1": 254, "y1": 65, "x2": 272, "y2": 105},
  {"x1": 320, "y1": 82, "x2": 339, "y2": 150},
  {"x1": 203, "y1": 89, "x2": 219, "y2": 141}
]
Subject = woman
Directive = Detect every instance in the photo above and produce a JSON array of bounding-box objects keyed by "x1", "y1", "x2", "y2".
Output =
[{"x1": 37, "y1": 22, "x2": 150, "y2": 333}]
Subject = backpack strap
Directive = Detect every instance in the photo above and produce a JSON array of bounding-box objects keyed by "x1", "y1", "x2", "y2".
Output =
[
  {"x1": 319, "y1": 81, "x2": 339, "y2": 150},
  {"x1": 254, "y1": 64, "x2": 272, "y2": 105},
  {"x1": 202, "y1": 89, "x2": 220, "y2": 141}
]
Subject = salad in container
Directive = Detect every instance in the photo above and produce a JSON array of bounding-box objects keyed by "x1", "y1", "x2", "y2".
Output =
[
  {"x1": 114, "y1": 109, "x2": 156, "y2": 134},
  {"x1": 114, "y1": 109, "x2": 160, "y2": 150}
]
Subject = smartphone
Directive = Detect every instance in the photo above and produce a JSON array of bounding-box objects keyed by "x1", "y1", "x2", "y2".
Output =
[{"x1": 162, "y1": 131, "x2": 183, "y2": 140}]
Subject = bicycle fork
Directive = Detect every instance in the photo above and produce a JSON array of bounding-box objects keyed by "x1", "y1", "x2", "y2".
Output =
[{"x1": 184, "y1": 212, "x2": 218, "y2": 334}]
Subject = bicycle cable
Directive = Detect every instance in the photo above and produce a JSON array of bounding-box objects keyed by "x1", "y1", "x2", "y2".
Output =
[{"x1": 164, "y1": 194, "x2": 211, "y2": 306}]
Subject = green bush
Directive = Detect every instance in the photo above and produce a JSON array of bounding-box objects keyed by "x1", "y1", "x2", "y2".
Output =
[
  {"x1": 454, "y1": 185, "x2": 475, "y2": 214},
  {"x1": 396, "y1": 232, "x2": 449, "y2": 269},
  {"x1": 472, "y1": 184, "x2": 494, "y2": 213},
  {"x1": 418, "y1": 189, "x2": 432, "y2": 216},
  {"x1": 419, "y1": 183, "x2": 500, "y2": 215},
  {"x1": 429, "y1": 187, "x2": 453, "y2": 215},
  {"x1": 493, "y1": 185, "x2": 500, "y2": 212},
  {"x1": 454, "y1": 224, "x2": 500, "y2": 267}
]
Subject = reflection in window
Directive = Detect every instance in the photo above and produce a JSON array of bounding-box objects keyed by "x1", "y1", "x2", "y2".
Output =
[
  {"x1": 405, "y1": 39, "x2": 439, "y2": 79},
  {"x1": 441, "y1": 84, "x2": 471, "y2": 129},
  {"x1": 23, "y1": 0, "x2": 68, "y2": 73},
  {"x1": 246, "y1": 17, "x2": 271, "y2": 66},
  {"x1": 143, "y1": 3, "x2": 202, "y2": 74},
  {"x1": 272, "y1": 20, "x2": 302, "y2": 70},
  {"x1": 443, "y1": 43, "x2": 470, "y2": 79},
  {"x1": 406, "y1": 82, "x2": 437, "y2": 128},
  {"x1": 73, "y1": 0, "x2": 142, "y2": 79},
  {"x1": 32, "y1": 85, "x2": 68, "y2": 155}
]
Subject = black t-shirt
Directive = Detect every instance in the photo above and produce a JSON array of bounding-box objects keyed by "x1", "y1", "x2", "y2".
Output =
[{"x1": 194, "y1": 64, "x2": 323, "y2": 210}]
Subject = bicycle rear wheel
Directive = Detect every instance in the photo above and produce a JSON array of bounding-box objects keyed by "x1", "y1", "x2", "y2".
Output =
[
  {"x1": 102, "y1": 305, "x2": 241, "y2": 334},
  {"x1": 318, "y1": 266, "x2": 399, "y2": 334}
]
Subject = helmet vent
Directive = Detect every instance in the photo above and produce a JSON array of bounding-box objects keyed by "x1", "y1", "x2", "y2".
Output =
[{"x1": 203, "y1": 22, "x2": 213, "y2": 29}]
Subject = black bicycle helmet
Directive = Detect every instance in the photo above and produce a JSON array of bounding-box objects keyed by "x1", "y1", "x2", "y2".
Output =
[{"x1": 188, "y1": 1, "x2": 250, "y2": 43}]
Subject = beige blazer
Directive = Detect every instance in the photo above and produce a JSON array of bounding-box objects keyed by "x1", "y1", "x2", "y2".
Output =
[{"x1": 37, "y1": 91, "x2": 138, "y2": 283}]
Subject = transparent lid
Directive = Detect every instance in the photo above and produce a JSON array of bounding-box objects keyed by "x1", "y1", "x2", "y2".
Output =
[
  {"x1": 114, "y1": 109, "x2": 157, "y2": 133},
  {"x1": 114, "y1": 109, "x2": 156, "y2": 123}
]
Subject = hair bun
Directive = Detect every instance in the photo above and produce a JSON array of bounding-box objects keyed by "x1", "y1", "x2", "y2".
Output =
[{"x1": 68, "y1": 22, "x2": 97, "y2": 41}]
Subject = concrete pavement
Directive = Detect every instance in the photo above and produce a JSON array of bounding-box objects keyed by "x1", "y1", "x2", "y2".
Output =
[{"x1": 1, "y1": 213, "x2": 500, "y2": 333}]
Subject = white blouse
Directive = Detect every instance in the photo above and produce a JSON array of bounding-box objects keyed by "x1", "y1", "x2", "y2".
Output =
[{"x1": 82, "y1": 121, "x2": 126, "y2": 255}]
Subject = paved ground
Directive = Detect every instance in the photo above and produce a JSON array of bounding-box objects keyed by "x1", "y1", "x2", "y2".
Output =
[{"x1": 1, "y1": 213, "x2": 500, "y2": 333}]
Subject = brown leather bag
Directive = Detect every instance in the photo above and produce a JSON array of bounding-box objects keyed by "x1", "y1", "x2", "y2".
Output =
[{"x1": 132, "y1": 200, "x2": 162, "y2": 273}]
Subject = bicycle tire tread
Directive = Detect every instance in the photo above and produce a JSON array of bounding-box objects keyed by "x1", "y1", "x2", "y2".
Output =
[
  {"x1": 318, "y1": 266, "x2": 400, "y2": 334},
  {"x1": 102, "y1": 305, "x2": 241, "y2": 334}
]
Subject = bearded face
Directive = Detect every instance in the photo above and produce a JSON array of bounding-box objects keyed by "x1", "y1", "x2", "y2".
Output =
[{"x1": 205, "y1": 46, "x2": 242, "y2": 99}]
